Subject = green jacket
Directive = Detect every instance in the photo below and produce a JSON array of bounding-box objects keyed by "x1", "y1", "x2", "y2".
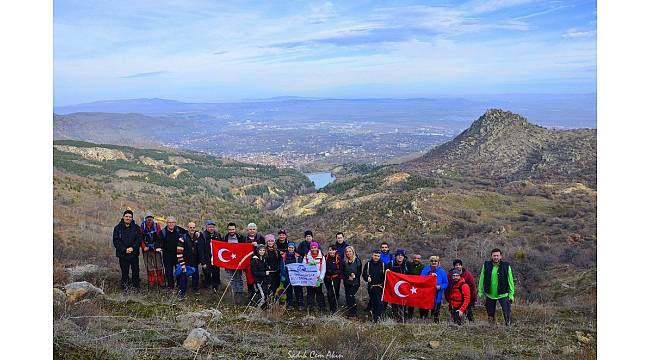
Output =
[{"x1": 478, "y1": 262, "x2": 515, "y2": 300}]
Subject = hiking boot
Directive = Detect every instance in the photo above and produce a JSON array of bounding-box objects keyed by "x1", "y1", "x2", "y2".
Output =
[{"x1": 177, "y1": 293, "x2": 186, "y2": 302}]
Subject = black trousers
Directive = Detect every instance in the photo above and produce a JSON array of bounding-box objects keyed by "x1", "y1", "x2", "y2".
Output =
[
  {"x1": 306, "y1": 284, "x2": 326, "y2": 311},
  {"x1": 203, "y1": 265, "x2": 220, "y2": 289},
  {"x1": 333, "y1": 278, "x2": 341, "y2": 300},
  {"x1": 268, "y1": 272, "x2": 281, "y2": 301},
  {"x1": 118, "y1": 256, "x2": 140, "y2": 289},
  {"x1": 163, "y1": 258, "x2": 176, "y2": 289},
  {"x1": 369, "y1": 286, "x2": 384, "y2": 322},
  {"x1": 485, "y1": 297, "x2": 512, "y2": 326},
  {"x1": 451, "y1": 308, "x2": 463, "y2": 325},
  {"x1": 392, "y1": 304, "x2": 406, "y2": 322},
  {"x1": 178, "y1": 271, "x2": 199, "y2": 295},
  {"x1": 420, "y1": 302, "x2": 442, "y2": 322},
  {"x1": 284, "y1": 282, "x2": 304, "y2": 307},
  {"x1": 324, "y1": 277, "x2": 339, "y2": 312},
  {"x1": 466, "y1": 300, "x2": 475, "y2": 322},
  {"x1": 343, "y1": 282, "x2": 359, "y2": 316}
]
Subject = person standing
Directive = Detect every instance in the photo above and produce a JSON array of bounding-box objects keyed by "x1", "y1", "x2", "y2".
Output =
[
  {"x1": 113, "y1": 209, "x2": 142, "y2": 291},
  {"x1": 140, "y1": 212, "x2": 164, "y2": 288},
  {"x1": 324, "y1": 245, "x2": 343, "y2": 314},
  {"x1": 250, "y1": 244, "x2": 270, "y2": 309},
  {"x1": 264, "y1": 234, "x2": 282, "y2": 303},
  {"x1": 406, "y1": 254, "x2": 425, "y2": 319},
  {"x1": 297, "y1": 230, "x2": 319, "y2": 257},
  {"x1": 478, "y1": 248, "x2": 515, "y2": 326},
  {"x1": 419, "y1": 256, "x2": 448, "y2": 322},
  {"x1": 445, "y1": 269, "x2": 471, "y2": 325},
  {"x1": 176, "y1": 222, "x2": 202, "y2": 301},
  {"x1": 388, "y1": 249, "x2": 409, "y2": 321},
  {"x1": 244, "y1": 223, "x2": 266, "y2": 303},
  {"x1": 222, "y1": 222, "x2": 246, "y2": 305},
  {"x1": 155, "y1": 216, "x2": 186, "y2": 290},
  {"x1": 304, "y1": 242, "x2": 327, "y2": 313},
  {"x1": 199, "y1": 220, "x2": 222, "y2": 292},
  {"x1": 362, "y1": 250, "x2": 386, "y2": 322},
  {"x1": 276, "y1": 229, "x2": 289, "y2": 255},
  {"x1": 341, "y1": 245, "x2": 362, "y2": 318},
  {"x1": 379, "y1": 242, "x2": 394, "y2": 266},
  {"x1": 449, "y1": 259, "x2": 478, "y2": 322},
  {"x1": 332, "y1": 232, "x2": 349, "y2": 301},
  {"x1": 280, "y1": 242, "x2": 304, "y2": 310}
]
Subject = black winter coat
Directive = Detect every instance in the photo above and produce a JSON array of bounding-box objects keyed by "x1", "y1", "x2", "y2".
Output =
[
  {"x1": 178, "y1": 232, "x2": 202, "y2": 267},
  {"x1": 250, "y1": 255, "x2": 269, "y2": 283},
  {"x1": 113, "y1": 220, "x2": 142, "y2": 258},
  {"x1": 199, "y1": 230, "x2": 221, "y2": 265},
  {"x1": 157, "y1": 226, "x2": 187, "y2": 263},
  {"x1": 362, "y1": 260, "x2": 386, "y2": 287},
  {"x1": 342, "y1": 257, "x2": 362, "y2": 287},
  {"x1": 265, "y1": 247, "x2": 281, "y2": 272}
]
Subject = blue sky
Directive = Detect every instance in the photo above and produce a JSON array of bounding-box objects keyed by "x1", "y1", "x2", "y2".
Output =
[{"x1": 54, "y1": 0, "x2": 596, "y2": 105}]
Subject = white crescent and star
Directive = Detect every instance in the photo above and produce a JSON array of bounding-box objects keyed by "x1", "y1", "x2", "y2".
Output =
[
  {"x1": 217, "y1": 248, "x2": 237, "y2": 262},
  {"x1": 393, "y1": 280, "x2": 419, "y2": 298}
]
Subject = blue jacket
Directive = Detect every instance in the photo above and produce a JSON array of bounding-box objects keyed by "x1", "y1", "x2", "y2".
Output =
[
  {"x1": 420, "y1": 265, "x2": 448, "y2": 304},
  {"x1": 379, "y1": 252, "x2": 393, "y2": 266}
]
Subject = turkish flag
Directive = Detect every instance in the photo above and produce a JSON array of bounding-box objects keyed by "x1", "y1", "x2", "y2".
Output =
[
  {"x1": 211, "y1": 241, "x2": 254, "y2": 270},
  {"x1": 382, "y1": 270, "x2": 437, "y2": 309}
]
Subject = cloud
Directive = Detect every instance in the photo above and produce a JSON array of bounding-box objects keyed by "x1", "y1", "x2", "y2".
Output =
[
  {"x1": 120, "y1": 71, "x2": 169, "y2": 79},
  {"x1": 562, "y1": 28, "x2": 596, "y2": 39}
]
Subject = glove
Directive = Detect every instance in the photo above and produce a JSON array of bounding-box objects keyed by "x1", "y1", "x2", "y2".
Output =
[
  {"x1": 315, "y1": 280, "x2": 322, "y2": 287},
  {"x1": 281, "y1": 276, "x2": 286, "y2": 282}
]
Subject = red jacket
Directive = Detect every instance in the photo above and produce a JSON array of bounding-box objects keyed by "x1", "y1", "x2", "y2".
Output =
[
  {"x1": 448, "y1": 268, "x2": 478, "y2": 303},
  {"x1": 445, "y1": 277, "x2": 471, "y2": 312}
]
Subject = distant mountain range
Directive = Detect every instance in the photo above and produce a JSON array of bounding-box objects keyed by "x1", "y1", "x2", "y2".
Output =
[{"x1": 54, "y1": 94, "x2": 596, "y2": 129}]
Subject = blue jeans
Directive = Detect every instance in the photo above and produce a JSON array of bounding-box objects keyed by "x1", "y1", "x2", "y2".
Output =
[{"x1": 178, "y1": 271, "x2": 199, "y2": 296}]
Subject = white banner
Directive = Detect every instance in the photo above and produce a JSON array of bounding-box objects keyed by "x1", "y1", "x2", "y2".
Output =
[{"x1": 286, "y1": 263, "x2": 319, "y2": 287}]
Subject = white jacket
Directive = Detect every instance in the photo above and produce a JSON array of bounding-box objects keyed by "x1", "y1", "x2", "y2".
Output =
[{"x1": 304, "y1": 250, "x2": 326, "y2": 281}]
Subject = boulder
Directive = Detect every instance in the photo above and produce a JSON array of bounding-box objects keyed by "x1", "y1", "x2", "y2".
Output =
[
  {"x1": 65, "y1": 264, "x2": 102, "y2": 281},
  {"x1": 428, "y1": 340, "x2": 441, "y2": 349},
  {"x1": 176, "y1": 308, "x2": 222, "y2": 329},
  {"x1": 64, "y1": 281, "x2": 104, "y2": 303},
  {"x1": 183, "y1": 328, "x2": 211, "y2": 351},
  {"x1": 54, "y1": 288, "x2": 67, "y2": 314}
]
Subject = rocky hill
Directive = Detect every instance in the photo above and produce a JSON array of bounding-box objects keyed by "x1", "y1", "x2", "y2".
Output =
[{"x1": 404, "y1": 109, "x2": 596, "y2": 186}]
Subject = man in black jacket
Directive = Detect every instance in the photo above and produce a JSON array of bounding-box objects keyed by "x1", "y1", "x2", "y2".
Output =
[
  {"x1": 362, "y1": 250, "x2": 386, "y2": 322},
  {"x1": 155, "y1": 216, "x2": 186, "y2": 290},
  {"x1": 113, "y1": 210, "x2": 142, "y2": 290},
  {"x1": 176, "y1": 222, "x2": 202, "y2": 301},
  {"x1": 200, "y1": 220, "x2": 222, "y2": 291}
]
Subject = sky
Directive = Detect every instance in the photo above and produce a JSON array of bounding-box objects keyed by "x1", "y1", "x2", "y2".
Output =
[{"x1": 54, "y1": 0, "x2": 596, "y2": 106}]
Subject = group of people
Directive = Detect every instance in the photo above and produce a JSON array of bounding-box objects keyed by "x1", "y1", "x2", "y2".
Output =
[{"x1": 113, "y1": 209, "x2": 515, "y2": 325}]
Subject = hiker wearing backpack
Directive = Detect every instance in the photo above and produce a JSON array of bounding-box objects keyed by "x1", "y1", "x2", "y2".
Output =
[
  {"x1": 362, "y1": 250, "x2": 386, "y2": 322},
  {"x1": 140, "y1": 212, "x2": 164, "y2": 288},
  {"x1": 199, "y1": 220, "x2": 222, "y2": 291},
  {"x1": 406, "y1": 254, "x2": 424, "y2": 319},
  {"x1": 280, "y1": 242, "x2": 304, "y2": 310},
  {"x1": 175, "y1": 222, "x2": 202, "y2": 301},
  {"x1": 445, "y1": 269, "x2": 471, "y2": 325},
  {"x1": 250, "y1": 244, "x2": 270, "y2": 309},
  {"x1": 388, "y1": 249, "x2": 409, "y2": 321},
  {"x1": 332, "y1": 232, "x2": 349, "y2": 302},
  {"x1": 478, "y1": 248, "x2": 515, "y2": 326},
  {"x1": 341, "y1": 245, "x2": 362, "y2": 318},
  {"x1": 324, "y1": 245, "x2": 343, "y2": 314},
  {"x1": 113, "y1": 209, "x2": 142, "y2": 290},
  {"x1": 449, "y1": 259, "x2": 478, "y2": 322},
  {"x1": 265, "y1": 234, "x2": 282, "y2": 303},
  {"x1": 419, "y1": 255, "x2": 448, "y2": 322},
  {"x1": 155, "y1": 216, "x2": 187, "y2": 290},
  {"x1": 304, "y1": 241, "x2": 327, "y2": 313}
]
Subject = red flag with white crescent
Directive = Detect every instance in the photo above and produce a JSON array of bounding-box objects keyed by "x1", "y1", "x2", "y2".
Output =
[
  {"x1": 381, "y1": 270, "x2": 437, "y2": 309},
  {"x1": 211, "y1": 240, "x2": 254, "y2": 270}
]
